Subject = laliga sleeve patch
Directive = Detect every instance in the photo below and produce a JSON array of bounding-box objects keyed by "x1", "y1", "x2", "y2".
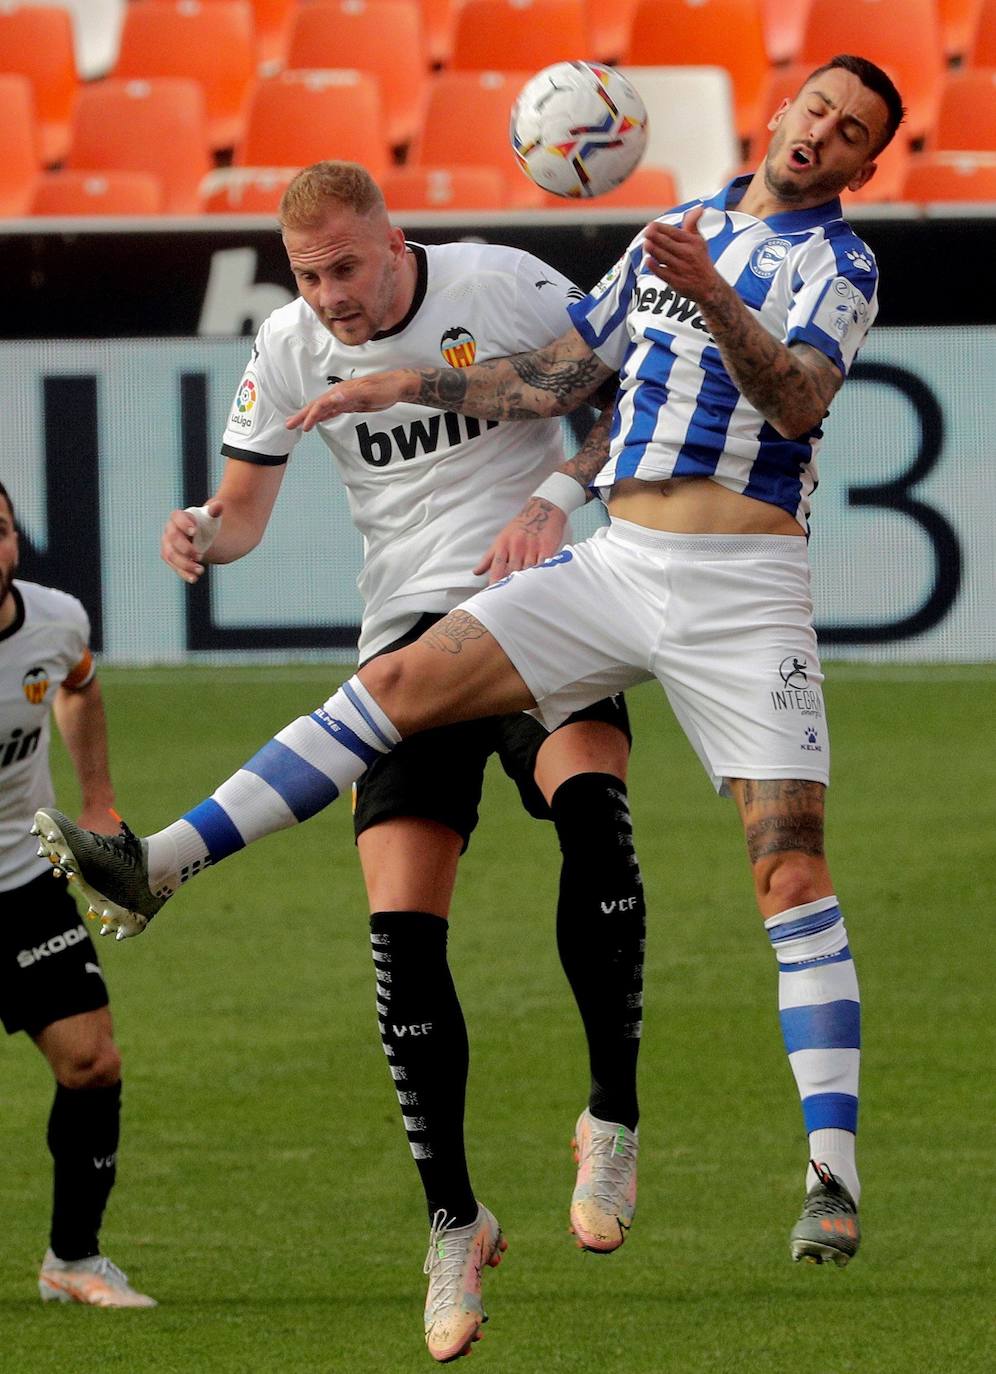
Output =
[
  {"x1": 229, "y1": 370, "x2": 259, "y2": 434},
  {"x1": 592, "y1": 260, "x2": 622, "y2": 296}
]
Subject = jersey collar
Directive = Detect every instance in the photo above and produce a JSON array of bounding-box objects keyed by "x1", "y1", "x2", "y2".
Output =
[
  {"x1": 0, "y1": 584, "x2": 25, "y2": 642},
  {"x1": 709, "y1": 174, "x2": 844, "y2": 232},
  {"x1": 371, "y1": 243, "x2": 428, "y2": 341}
]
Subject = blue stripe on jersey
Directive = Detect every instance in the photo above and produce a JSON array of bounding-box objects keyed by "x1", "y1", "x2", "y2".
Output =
[
  {"x1": 613, "y1": 333, "x2": 678, "y2": 479},
  {"x1": 310, "y1": 706, "x2": 381, "y2": 766},
  {"x1": 742, "y1": 429, "x2": 810, "y2": 514},
  {"x1": 802, "y1": 1091, "x2": 858, "y2": 1134},
  {"x1": 243, "y1": 738, "x2": 340, "y2": 822},
  {"x1": 824, "y1": 220, "x2": 877, "y2": 299},
  {"x1": 568, "y1": 245, "x2": 642, "y2": 351},
  {"x1": 672, "y1": 345, "x2": 738, "y2": 476},
  {"x1": 768, "y1": 904, "x2": 842, "y2": 945},
  {"x1": 780, "y1": 1000, "x2": 860, "y2": 1053},
  {"x1": 342, "y1": 680, "x2": 394, "y2": 752},
  {"x1": 778, "y1": 944, "x2": 852, "y2": 971},
  {"x1": 182, "y1": 798, "x2": 246, "y2": 862}
]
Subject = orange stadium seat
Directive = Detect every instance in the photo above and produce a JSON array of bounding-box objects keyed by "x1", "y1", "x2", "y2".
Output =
[
  {"x1": 420, "y1": 0, "x2": 457, "y2": 67},
  {"x1": 626, "y1": 0, "x2": 769, "y2": 142},
  {"x1": 0, "y1": 75, "x2": 39, "y2": 217},
  {"x1": 970, "y1": 0, "x2": 996, "y2": 64},
  {"x1": 411, "y1": 69, "x2": 530, "y2": 170},
  {"x1": 199, "y1": 166, "x2": 299, "y2": 213},
  {"x1": 115, "y1": 1, "x2": 255, "y2": 152},
  {"x1": 901, "y1": 152, "x2": 996, "y2": 202},
  {"x1": 382, "y1": 166, "x2": 508, "y2": 210},
  {"x1": 938, "y1": 0, "x2": 984, "y2": 61},
  {"x1": 798, "y1": 0, "x2": 944, "y2": 144},
  {"x1": 760, "y1": 0, "x2": 812, "y2": 65},
  {"x1": 450, "y1": 0, "x2": 589, "y2": 73},
  {"x1": 0, "y1": 4, "x2": 79, "y2": 165},
  {"x1": 147, "y1": 0, "x2": 295, "y2": 69},
  {"x1": 587, "y1": 0, "x2": 639, "y2": 64},
  {"x1": 30, "y1": 170, "x2": 163, "y2": 215},
  {"x1": 507, "y1": 163, "x2": 679, "y2": 210},
  {"x1": 236, "y1": 70, "x2": 389, "y2": 177},
  {"x1": 66, "y1": 78, "x2": 212, "y2": 215},
  {"x1": 932, "y1": 69, "x2": 996, "y2": 152},
  {"x1": 286, "y1": 1, "x2": 427, "y2": 153}
]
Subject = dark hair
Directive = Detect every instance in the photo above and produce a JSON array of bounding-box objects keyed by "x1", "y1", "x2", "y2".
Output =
[
  {"x1": 0, "y1": 481, "x2": 12, "y2": 524},
  {"x1": 804, "y1": 55, "x2": 906, "y2": 153}
]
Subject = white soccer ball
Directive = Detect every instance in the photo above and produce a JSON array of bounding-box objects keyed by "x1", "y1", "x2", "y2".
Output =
[{"x1": 510, "y1": 61, "x2": 648, "y2": 199}]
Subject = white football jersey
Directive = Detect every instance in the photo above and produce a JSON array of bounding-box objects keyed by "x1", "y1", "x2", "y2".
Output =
[
  {"x1": 0, "y1": 581, "x2": 93, "y2": 891},
  {"x1": 220, "y1": 241, "x2": 582, "y2": 660},
  {"x1": 568, "y1": 176, "x2": 879, "y2": 532}
]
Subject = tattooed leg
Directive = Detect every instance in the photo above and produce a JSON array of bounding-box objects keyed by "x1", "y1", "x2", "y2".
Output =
[
  {"x1": 729, "y1": 777, "x2": 835, "y2": 918},
  {"x1": 360, "y1": 611, "x2": 536, "y2": 735}
]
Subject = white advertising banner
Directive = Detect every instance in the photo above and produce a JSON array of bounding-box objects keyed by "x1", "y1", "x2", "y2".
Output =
[{"x1": 2, "y1": 328, "x2": 994, "y2": 663}]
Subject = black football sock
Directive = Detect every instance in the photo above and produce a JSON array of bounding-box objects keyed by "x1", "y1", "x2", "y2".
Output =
[
  {"x1": 47, "y1": 1080, "x2": 121, "y2": 1261},
  {"x1": 370, "y1": 911, "x2": 477, "y2": 1228},
  {"x1": 551, "y1": 773, "x2": 645, "y2": 1132}
]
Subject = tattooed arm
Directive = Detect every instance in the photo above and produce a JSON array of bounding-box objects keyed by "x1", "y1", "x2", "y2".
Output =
[
  {"x1": 285, "y1": 327, "x2": 615, "y2": 433},
  {"x1": 643, "y1": 211, "x2": 843, "y2": 438},
  {"x1": 473, "y1": 405, "x2": 616, "y2": 582}
]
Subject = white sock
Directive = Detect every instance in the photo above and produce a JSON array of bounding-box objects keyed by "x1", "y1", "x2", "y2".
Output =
[{"x1": 146, "y1": 676, "x2": 400, "y2": 891}]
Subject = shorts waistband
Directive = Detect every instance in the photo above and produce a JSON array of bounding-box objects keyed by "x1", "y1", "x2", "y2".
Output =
[{"x1": 606, "y1": 516, "x2": 809, "y2": 561}]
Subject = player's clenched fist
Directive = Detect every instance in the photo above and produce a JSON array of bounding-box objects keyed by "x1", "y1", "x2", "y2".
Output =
[
  {"x1": 643, "y1": 207, "x2": 720, "y2": 305},
  {"x1": 160, "y1": 501, "x2": 223, "y2": 584}
]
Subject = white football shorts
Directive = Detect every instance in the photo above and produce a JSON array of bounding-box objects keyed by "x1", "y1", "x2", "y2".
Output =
[{"x1": 461, "y1": 517, "x2": 830, "y2": 795}]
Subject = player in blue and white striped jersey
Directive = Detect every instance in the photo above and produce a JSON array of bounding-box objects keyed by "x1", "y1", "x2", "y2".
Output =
[{"x1": 35, "y1": 56, "x2": 905, "y2": 1274}]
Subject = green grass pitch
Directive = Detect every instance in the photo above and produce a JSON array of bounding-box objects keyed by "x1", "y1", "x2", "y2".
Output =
[{"x1": 1, "y1": 663, "x2": 993, "y2": 1373}]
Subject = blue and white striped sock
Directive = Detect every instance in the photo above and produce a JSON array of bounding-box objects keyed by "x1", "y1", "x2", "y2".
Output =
[
  {"x1": 144, "y1": 676, "x2": 400, "y2": 894},
  {"x1": 766, "y1": 895, "x2": 861, "y2": 1202}
]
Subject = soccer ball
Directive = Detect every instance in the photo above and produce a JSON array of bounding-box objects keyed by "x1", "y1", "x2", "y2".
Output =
[{"x1": 510, "y1": 62, "x2": 649, "y2": 199}]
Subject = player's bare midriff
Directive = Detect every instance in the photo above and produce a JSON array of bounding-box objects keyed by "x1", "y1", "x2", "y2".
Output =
[{"x1": 607, "y1": 476, "x2": 804, "y2": 537}]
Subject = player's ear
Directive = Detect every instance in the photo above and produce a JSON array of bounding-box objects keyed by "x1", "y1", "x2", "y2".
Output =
[
  {"x1": 847, "y1": 159, "x2": 877, "y2": 194},
  {"x1": 767, "y1": 97, "x2": 791, "y2": 133},
  {"x1": 388, "y1": 225, "x2": 407, "y2": 262}
]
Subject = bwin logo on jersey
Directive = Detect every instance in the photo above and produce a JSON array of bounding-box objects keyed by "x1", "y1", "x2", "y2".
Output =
[
  {"x1": 22, "y1": 666, "x2": 49, "y2": 704},
  {"x1": 357, "y1": 413, "x2": 499, "y2": 467},
  {"x1": 1, "y1": 726, "x2": 41, "y2": 769},
  {"x1": 750, "y1": 237, "x2": 791, "y2": 279},
  {"x1": 440, "y1": 326, "x2": 477, "y2": 368}
]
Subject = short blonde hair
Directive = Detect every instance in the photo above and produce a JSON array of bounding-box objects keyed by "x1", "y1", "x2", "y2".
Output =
[{"x1": 279, "y1": 161, "x2": 386, "y2": 230}]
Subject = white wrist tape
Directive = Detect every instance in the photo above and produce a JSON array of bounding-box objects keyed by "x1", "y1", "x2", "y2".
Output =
[
  {"x1": 184, "y1": 504, "x2": 222, "y2": 557},
  {"x1": 530, "y1": 472, "x2": 588, "y2": 515}
]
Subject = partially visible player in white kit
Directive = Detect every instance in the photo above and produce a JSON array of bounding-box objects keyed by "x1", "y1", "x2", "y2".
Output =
[
  {"x1": 33, "y1": 52, "x2": 904, "y2": 1307},
  {"x1": 0, "y1": 484, "x2": 155, "y2": 1308},
  {"x1": 158, "y1": 164, "x2": 645, "y2": 1361}
]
